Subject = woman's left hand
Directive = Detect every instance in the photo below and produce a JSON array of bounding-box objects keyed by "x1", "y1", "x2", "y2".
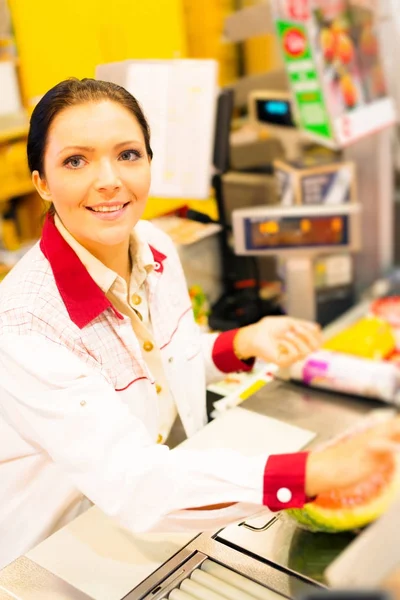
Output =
[{"x1": 234, "y1": 316, "x2": 323, "y2": 368}]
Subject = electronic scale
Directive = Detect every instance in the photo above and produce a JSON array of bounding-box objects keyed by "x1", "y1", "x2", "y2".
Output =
[{"x1": 232, "y1": 203, "x2": 361, "y2": 321}]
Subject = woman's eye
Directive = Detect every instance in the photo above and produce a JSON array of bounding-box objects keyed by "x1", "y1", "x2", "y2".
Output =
[
  {"x1": 119, "y1": 149, "x2": 141, "y2": 161},
  {"x1": 64, "y1": 156, "x2": 85, "y2": 169}
]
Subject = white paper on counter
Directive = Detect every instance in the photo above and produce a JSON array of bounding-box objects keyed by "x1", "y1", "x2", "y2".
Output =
[
  {"x1": 27, "y1": 407, "x2": 315, "y2": 600},
  {"x1": 177, "y1": 406, "x2": 315, "y2": 456}
]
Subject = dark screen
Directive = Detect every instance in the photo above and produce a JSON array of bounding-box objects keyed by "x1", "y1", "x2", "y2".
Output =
[{"x1": 255, "y1": 98, "x2": 296, "y2": 128}]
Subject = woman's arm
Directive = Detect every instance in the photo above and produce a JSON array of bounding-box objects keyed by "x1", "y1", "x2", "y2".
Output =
[
  {"x1": 201, "y1": 317, "x2": 322, "y2": 385},
  {"x1": 0, "y1": 334, "x2": 298, "y2": 532},
  {"x1": 2, "y1": 333, "x2": 399, "y2": 533}
]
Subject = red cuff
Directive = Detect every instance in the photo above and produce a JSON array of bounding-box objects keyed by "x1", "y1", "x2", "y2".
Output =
[
  {"x1": 263, "y1": 452, "x2": 311, "y2": 511},
  {"x1": 212, "y1": 329, "x2": 255, "y2": 374}
]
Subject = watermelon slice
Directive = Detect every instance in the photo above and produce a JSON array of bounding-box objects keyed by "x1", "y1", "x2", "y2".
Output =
[{"x1": 286, "y1": 455, "x2": 400, "y2": 533}]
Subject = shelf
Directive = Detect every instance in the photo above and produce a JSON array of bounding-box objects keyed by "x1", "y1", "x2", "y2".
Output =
[
  {"x1": 0, "y1": 181, "x2": 34, "y2": 203},
  {"x1": 0, "y1": 112, "x2": 29, "y2": 144},
  {"x1": 0, "y1": 126, "x2": 28, "y2": 144}
]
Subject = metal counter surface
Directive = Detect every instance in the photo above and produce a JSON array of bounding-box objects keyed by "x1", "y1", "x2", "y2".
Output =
[{"x1": 243, "y1": 377, "x2": 386, "y2": 446}]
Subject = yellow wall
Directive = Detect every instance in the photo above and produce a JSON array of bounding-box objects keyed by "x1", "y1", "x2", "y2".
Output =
[
  {"x1": 8, "y1": 0, "x2": 198, "y2": 219},
  {"x1": 240, "y1": 0, "x2": 281, "y2": 74},
  {"x1": 182, "y1": 0, "x2": 238, "y2": 87},
  {"x1": 8, "y1": 0, "x2": 187, "y2": 108},
  {"x1": 244, "y1": 34, "x2": 281, "y2": 75}
]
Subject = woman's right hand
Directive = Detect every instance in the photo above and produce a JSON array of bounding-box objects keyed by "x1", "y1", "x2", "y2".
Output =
[{"x1": 306, "y1": 416, "x2": 400, "y2": 498}]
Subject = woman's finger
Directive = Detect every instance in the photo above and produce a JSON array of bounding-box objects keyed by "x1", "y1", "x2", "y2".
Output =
[
  {"x1": 368, "y1": 439, "x2": 400, "y2": 453},
  {"x1": 291, "y1": 319, "x2": 322, "y2": 334},
  {"x1": 275, "y1": 340, "x2": 301, "y2": 366},
  {"x1": 291, "y1": 323, "x2": 323, "y2": 352},
  {"x1": 284, "y1": 330, "x2": 313, "y2": 356}
]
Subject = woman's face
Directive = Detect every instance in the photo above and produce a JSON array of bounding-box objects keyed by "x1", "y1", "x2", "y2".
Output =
[{"x1": 33, "y1": 100, "x2": 151, "y2": 251}]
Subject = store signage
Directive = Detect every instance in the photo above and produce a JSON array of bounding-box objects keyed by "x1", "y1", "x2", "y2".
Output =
[
  {"x1": 276, "y1": 20, "x2": 333, "y2": 140},
  {"x1": 273, "y1": 0, "x2": 396, "y2": 147}
]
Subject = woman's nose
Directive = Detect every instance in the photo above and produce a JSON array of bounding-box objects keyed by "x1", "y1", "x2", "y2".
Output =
[{"x1": 95, "y1": 160, "x2": 121, "y2": 192}]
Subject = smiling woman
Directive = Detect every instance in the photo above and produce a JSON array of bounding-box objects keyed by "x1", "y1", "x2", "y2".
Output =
[
  {"x1": 0, "y1": 77, "x2": 397, "y2": 571},
  {"x1": 28, "y1": 78, "x2": 153, "y2": 280}
]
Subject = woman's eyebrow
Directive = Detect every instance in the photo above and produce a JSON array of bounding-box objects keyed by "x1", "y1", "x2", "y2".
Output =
[{"x1": 57, "y1": 145, "x2": 95, "y2": 156}]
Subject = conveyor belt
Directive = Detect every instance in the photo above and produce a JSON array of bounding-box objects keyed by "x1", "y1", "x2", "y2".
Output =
[{"x1": 167, "y1": 560, "x2": 282, "y2": 600}]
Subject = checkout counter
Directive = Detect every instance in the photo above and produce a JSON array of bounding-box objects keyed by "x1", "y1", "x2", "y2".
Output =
[{"x1": 0, "y1": 278, "x2": 399, "y2": 599}]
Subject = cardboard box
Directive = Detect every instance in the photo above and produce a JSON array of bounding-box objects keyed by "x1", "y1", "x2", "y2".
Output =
[
  {"x1": 274, "y1": 159, "x2": 356, "y2": 206},
  {"x1": 222, "y1": 171, "x2": 280, "y2": 225},
  {"x1": 223, "y1": 2, "x2": 274, "y2": 43}
]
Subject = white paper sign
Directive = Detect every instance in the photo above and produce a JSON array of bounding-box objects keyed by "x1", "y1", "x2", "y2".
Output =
[
  {"x1": 97, "y1": 59, "x2": 218, "y2": 199},
  {"x1": 0, "y1": 61, "x2": 22, "y2": 116}
]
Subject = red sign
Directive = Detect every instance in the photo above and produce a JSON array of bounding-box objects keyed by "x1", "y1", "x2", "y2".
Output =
[
  {"x1": 283, "y1": 28, "x2": 307, "y2": 57},
  {"x1": 287, "y1": 0, "x2": 310, "y2": 20}
]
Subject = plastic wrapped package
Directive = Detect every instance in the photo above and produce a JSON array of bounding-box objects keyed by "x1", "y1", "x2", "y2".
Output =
[{"x1": 291, "y1": 350, "x2": 400, "y2": 405}]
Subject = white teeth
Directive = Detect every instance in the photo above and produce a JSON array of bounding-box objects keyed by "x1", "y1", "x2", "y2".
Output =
[{"x1": 90, "y1": 205, "x2": 124, "y2": 212}]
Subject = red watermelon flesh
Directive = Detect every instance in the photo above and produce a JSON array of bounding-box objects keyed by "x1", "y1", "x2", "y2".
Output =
[
  {"x1": 315, "y1": 458, "x2": 395, "y2": 509},
  {"x1": 286, "y1": 455, "x2": 399, "y2": 533}
]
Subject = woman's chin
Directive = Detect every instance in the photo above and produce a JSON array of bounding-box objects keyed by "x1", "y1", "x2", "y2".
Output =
[{"x1": 91, "y1": 222, "x2": 136, "y2": 247}]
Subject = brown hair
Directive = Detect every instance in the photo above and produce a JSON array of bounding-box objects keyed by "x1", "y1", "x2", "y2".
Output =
[{"x1": 27, "y1": 77, "x2": 153, "y2": 177}]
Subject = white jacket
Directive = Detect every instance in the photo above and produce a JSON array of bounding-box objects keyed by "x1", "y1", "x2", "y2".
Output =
[{"x1": 0, "y1": 215, "x2": 307, "y2": 569}]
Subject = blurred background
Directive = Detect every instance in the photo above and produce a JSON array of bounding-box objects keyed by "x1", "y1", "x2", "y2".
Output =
[{"x1": 3, "y1": 2, "x2": 400, "y2": 597}]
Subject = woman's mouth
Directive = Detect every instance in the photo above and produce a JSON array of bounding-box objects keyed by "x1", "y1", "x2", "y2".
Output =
[{"x1": 86, "y1": 202, "x2": 130, "y2": 221}]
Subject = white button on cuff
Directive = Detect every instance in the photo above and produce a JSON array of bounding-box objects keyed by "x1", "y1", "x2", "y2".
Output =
[{"x1": 277, "y1": 487, "x2": 292, "y2": 504}]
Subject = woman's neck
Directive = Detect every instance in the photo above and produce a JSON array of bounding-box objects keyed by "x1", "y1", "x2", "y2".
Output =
[
  {"x1": 55, "y1": 215, "x2": 132, "y2": 284},
  {"x1": 84, "y1": 239, "x2": 131, "y2": 284}
]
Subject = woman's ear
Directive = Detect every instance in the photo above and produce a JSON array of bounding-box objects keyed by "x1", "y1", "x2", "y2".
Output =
[{"x1": 32, "y1": 171, "x2": 52, "y2": 201}]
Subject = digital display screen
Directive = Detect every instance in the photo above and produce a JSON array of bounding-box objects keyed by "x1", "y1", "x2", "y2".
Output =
[
  {"x1": 245, "y1": 215, "x2": 349, "y2": 251},
  {"x1": 255, "y1": 99, "x2": 295, "y2": 128}
]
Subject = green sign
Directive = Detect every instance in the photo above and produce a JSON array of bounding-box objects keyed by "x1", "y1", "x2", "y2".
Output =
[{"x1": 276, "y1": 20, "x2": 333, "y2": 141}]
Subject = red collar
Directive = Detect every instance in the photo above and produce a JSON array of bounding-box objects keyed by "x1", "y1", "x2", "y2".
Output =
[{"x1": 40, "y1": 214, "x2": 166, "y2": 329}]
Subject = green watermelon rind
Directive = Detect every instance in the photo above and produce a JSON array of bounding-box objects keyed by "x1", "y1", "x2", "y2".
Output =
[{"x1": 285, "y1": 473, "x2": 400, "y2": 533}]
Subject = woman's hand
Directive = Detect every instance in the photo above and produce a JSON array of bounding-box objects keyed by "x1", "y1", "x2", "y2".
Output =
[
  {"x1": 306, "y1": 416, "x2": 400, "y2": 498},
  {"x1": 234, "y1": 316, "x2": 323, "y2": 368}
]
